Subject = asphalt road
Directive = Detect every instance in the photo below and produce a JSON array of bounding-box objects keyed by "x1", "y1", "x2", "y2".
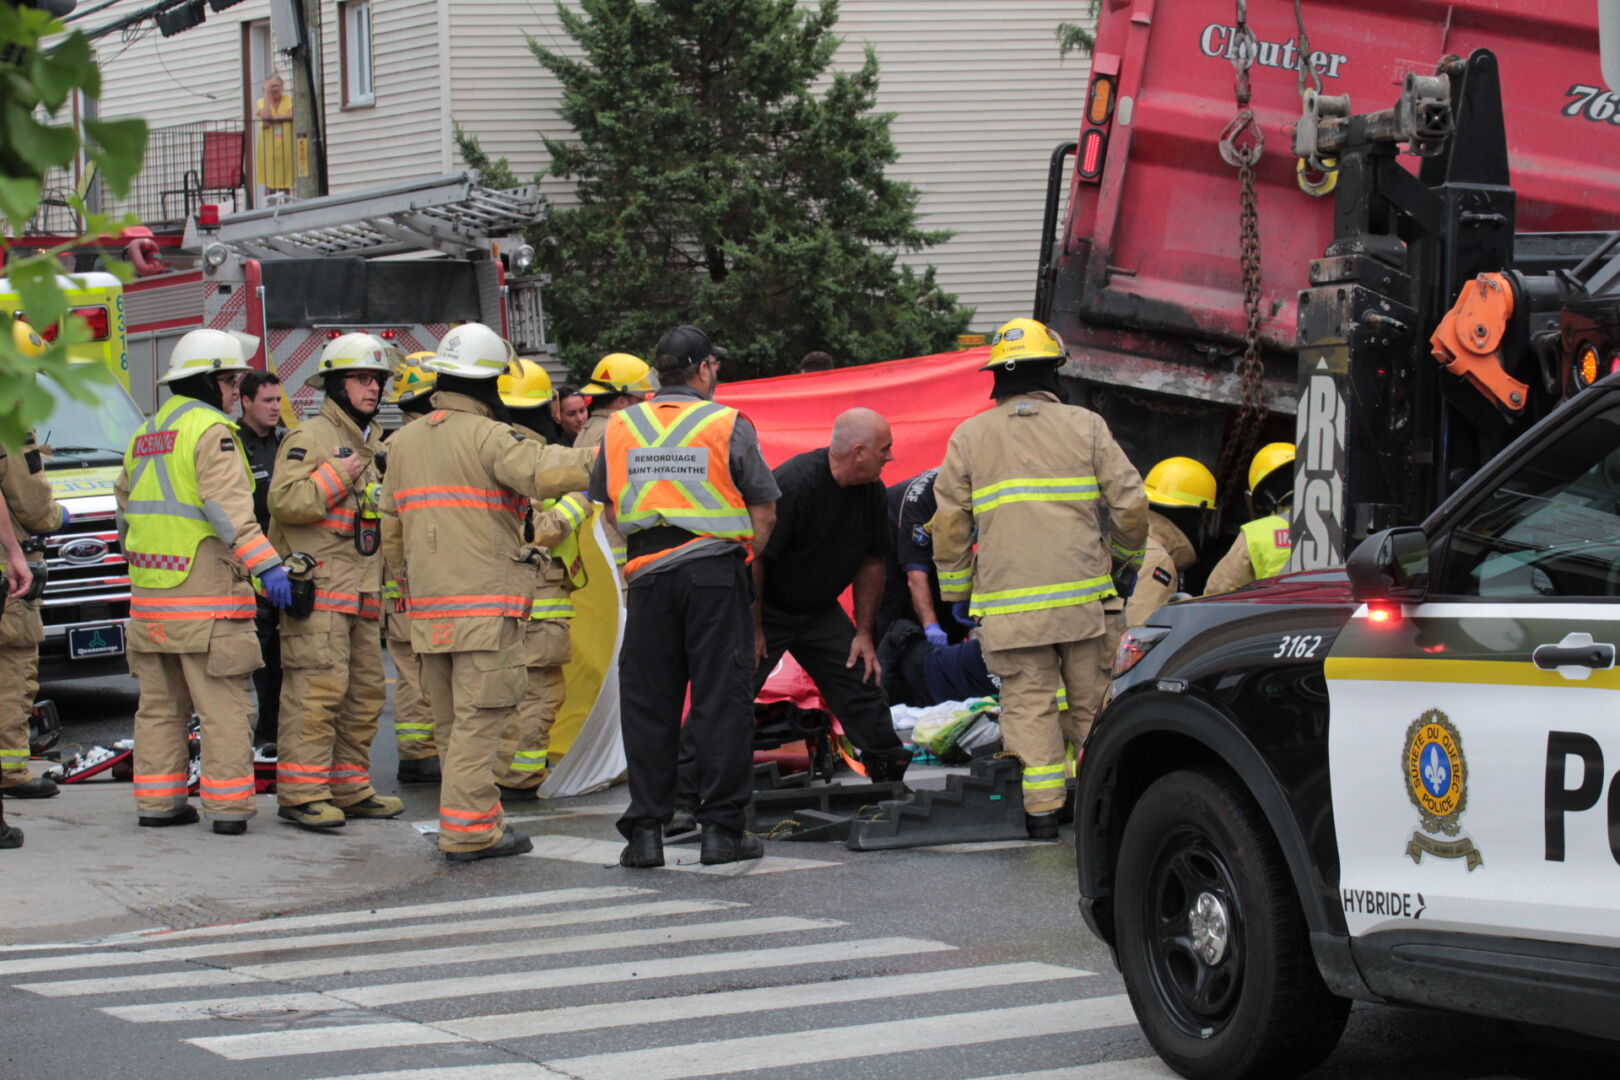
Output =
[{"x1": 9, "y1": 670, "x2": 1619, "y2": 1080}]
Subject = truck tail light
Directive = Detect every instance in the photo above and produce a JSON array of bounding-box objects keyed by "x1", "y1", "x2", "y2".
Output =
[
  {"x1": 1077, "y1": 128, "x2": 1107, "y2": 182},
  {"x1": 70, "y1": 306, "x2": 109, "y2": 340},
  {"x1": 1087, "y1": 74, "x2": 1115, "y2": 125},
  {"x1": 1112, "y1": 626, "x2": 1169, "y2": 678},
  {"x1": 1575, "y1": 343, "x2": 1601, "y2": 389}
]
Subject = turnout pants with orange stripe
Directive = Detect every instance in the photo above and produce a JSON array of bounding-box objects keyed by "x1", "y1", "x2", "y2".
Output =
[
  {"x1": 419, "y1": 628, "x2": 527, "y2": 853},
  {"x1": 276, "y1": 606, "x2": 386, "y2": 808},
  {"x1": 128, "y1": 617, "x2": 262, "y2": 822},
  {"x1": 496, "y1": 619, "x2": 571, "y2": 790}
]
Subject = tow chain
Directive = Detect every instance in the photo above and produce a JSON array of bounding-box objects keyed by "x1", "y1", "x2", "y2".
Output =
[{"x1": 1214, "y1": 0, "x2": 1269, "y2": 506}]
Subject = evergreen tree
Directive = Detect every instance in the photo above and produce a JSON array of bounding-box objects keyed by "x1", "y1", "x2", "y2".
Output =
[{"x1": 526, "y1": 0, "x2": 972, "y2": 377}]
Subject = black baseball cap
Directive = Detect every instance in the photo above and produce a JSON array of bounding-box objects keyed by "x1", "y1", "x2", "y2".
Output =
[{"x1": 654, "y1": 325, "x2": 727, "y2": 371}]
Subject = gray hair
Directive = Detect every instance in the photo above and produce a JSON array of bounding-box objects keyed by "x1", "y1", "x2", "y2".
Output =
[{"x1": 829, "y1": 407, "x2": 886, "y2": 457}]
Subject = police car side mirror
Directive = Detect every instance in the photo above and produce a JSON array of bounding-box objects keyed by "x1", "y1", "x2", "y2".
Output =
[{"x1": 1346, "y1": 526, "x2": 1429, "y2": 603}]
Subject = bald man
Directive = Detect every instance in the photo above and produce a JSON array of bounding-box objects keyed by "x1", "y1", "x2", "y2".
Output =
[{"x1": 670, "y1": 409, "x2": 912, "y2": 817}]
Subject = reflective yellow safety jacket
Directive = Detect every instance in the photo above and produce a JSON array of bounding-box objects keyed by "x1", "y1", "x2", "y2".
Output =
[{"x1": 931, "y1": 391, "x2": 1148, "y2": 652}]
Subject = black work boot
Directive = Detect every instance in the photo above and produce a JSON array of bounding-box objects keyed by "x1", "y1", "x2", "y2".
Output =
[
  {"x1": 863, "y1": 748, "x2": 914, "y2": 785},
  {"x1": 0, "y1": 801, "x2": 20, "y2": 848},
  {"x1": 700, "y1": 824, "x2": 764, "y2": 865},
  {"x1": 212, "y1": 819, "x2": 247, "y2": 836},
  {"x1": 139, "y1": 805, "x2": 200, "y2": 828},
  {"x1": 666, "y1": 806, "x2": 697, "y2": 834},
  {"x1": 397, "y1": 756, "x2": 442, "y2": 784},
  {"x1": 0, "y1": 777, "x2": 59, "y2": 799},
  {"x1": 497, "y1": 784, "x2": 541, "y2": 803},
  {"x1": 619, "y1": 819, "x2": 665, "y2": 868},
  {"x1": 1025, "y1": 811, "x2": 1060, "y2": 841},
  {"x1": 445, "y1": 828, "x2": 533, "y2": 864}
]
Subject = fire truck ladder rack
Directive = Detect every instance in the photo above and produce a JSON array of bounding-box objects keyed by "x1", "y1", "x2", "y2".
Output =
[{"x1": 211, "y1": 171, "x2": 544, "y2": 259}]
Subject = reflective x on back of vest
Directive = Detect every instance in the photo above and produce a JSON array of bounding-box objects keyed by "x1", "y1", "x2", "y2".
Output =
[
  {"x1": 607, "y1": 399, "x2": 751, "y2": 540},
  {"x1": 122, "y1": 396, "x2": 246, "y2": 589}
]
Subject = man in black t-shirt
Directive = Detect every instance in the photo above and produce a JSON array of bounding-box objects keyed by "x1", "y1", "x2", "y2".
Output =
[{"x1": 755, "y1": 408, "x2": 912, "y2": 780}]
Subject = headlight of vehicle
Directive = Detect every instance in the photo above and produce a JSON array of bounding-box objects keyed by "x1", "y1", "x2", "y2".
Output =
[{"x1": 1112, "y1": 626, "x2": 1170, "y2": 678}]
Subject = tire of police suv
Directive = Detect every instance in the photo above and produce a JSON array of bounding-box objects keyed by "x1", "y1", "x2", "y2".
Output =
[{"x1": 1113, "y1": 766, "x2": 1350, "y2": 1080}]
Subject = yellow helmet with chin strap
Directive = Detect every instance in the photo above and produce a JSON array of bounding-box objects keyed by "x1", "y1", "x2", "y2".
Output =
[
  {"x1": 1144, "y1": 457, "x2": 1217, "y2": 508},
  {"x1": 983, "y1": 317, "x2": 1066, "y2": 370},
  {"x1": 1248, "y1": 442, "x2": 1296, "y2": 494},
  {"x1": 498, "y1": 356, "x2": 555, "y2": 409},
  {"x1": 389, "y1": 352, "x2": 438, "y2": 406},
  {"x1": 581, "y1": 352, "x2": 653, "y2": 395}
]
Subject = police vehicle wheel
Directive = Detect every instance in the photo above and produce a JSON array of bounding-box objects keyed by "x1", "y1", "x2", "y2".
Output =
[{"x1": 1115, "y1": 766, "x2": 1348, "y2": 1080}]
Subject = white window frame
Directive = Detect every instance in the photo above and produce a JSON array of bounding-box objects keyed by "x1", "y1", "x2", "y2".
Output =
[{"x1": 341, "y1": 0, "x2": 375, "y2": 108}]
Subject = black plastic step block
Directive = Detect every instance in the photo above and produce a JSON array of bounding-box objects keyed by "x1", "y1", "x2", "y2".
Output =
[
  {"x1": 845, "y1": 755, "x2": 1028, "y2": 850},
  {"x1": 752, "y1": 761, "x2": 812, "y2": 792},
  {"x1": 746, "y1": 780, "x2": 908, "y2": 836}
]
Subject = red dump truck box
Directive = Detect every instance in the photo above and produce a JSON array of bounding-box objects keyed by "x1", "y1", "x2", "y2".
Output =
[{"x1": 1045, "y1": 0, "x2": 1615, "y2": 423}]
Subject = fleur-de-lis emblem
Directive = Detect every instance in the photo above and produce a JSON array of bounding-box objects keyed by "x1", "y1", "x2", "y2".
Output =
[{"x1": 1424, "y1": 744, "x2": 1448, "y2": 794}]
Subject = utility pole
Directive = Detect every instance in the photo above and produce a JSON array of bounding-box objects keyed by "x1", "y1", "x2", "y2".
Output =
[{"x1": 290, "y1": 0, "x2": 328, "y2": 199}]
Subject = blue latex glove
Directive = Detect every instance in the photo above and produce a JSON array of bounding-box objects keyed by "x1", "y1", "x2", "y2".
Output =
[
  {"x1": 923, "y1": 622, "x2": 948, "y2": 647},
  {"x1": 951, "y1": 601, "x2": 975, "y2": 627},
  {"x1": 54, "y1": 507, "x2": 71, "y2": 531},
  {"x1": 1112, "y1": 564, "x2": 1138, "y2": 599},
  {"x1": 259, "y1": 565, "x2": 293, "y2": 609}
]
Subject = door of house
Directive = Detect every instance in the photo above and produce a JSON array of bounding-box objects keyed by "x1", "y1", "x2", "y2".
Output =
[{"x1": 243, "y1": 20, "x2": 274, "y2": 209}]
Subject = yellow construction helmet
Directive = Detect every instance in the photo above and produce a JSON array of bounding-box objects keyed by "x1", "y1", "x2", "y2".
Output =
[
  {"x1": 580, "y1": 352, "x2": 653, "y2": 395},
  {"x1": 1248, "y1": 442, "x2": 1296, "y2": 493},
  {"x1": 306, "y1": 332, "x2": 397, "y2": 388},
  {"x1": 388, "y1": 352, "x2": 438, "y2": 406},
  {"x1": 498, "y1": 356, "x2": 555, "y2": 409},
  {"x1": 1144, "y1": 457, "x2": 1217, "y2": 508},
  {"x1": 983, "y1": 317, "x2": 1066, "y2": 370},
  {"x1": 10, "y1": 319, "x2": 47, "y2": 358}
]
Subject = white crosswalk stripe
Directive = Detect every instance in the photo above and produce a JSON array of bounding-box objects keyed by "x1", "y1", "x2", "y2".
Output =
[
  {"x1": 2, "y1": 885, "x2": 1156, "y2": 1080},
  {"x1": 520, "y1": 833, "x2": 837, "y2": 874}
]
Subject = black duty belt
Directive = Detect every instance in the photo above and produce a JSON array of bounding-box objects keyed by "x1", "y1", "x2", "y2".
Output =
[{"x1": 626, "y1": 525, "x2": 701, "y2": 561}]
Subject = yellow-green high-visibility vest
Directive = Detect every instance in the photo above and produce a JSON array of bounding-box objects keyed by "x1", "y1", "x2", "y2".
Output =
[
  {"x1": 1241, "y1": 514, "x2": 1293, "y2": 580},
  {"x1": 122, "y1": 395, "x2": 250, "y2": 589}
]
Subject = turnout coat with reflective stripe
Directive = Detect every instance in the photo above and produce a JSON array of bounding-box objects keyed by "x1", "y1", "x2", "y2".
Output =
[
  {"x1": 930, "y1": 392, "x2": 1147, "y2": 652},
  {"x1": 0, "y1": 429, "x2": 64, "y2": 649},
  {"x1": 603, "y1": 397, "x2": 751, "y2": 574},
  {"x1": 513, "y1": 419, "x2": 587, "y2": 622},
  {"x1": 268, "y1": 397, "x2": 385, "y2": 619},
  {"x1": 379, "y1": 392, "x2": 594, "y2": 654},
  {"x1": 115, "y1": 395, "x2": 279, "y2": 651}
]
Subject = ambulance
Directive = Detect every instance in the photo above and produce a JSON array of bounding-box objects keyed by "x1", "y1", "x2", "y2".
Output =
[{"x1": 2, "y1": 272, "x2": 140, "y2": 682}]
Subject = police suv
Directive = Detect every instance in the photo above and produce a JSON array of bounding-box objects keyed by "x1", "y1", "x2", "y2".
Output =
[{"x1": 1077, "y1": 379, "x2": 1620, "y2": 1078}]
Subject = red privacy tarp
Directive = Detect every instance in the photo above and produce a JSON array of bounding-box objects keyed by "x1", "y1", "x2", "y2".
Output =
[{"x1": 717, "y1": 345, "x2": 995, "y2": 478}]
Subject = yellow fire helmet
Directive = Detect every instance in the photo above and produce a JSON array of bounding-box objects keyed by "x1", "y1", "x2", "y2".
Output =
[
  {"x1": 498, "y1": 355, "x2": 555, "y2": 409},
  {"x1": 306, "y1": 332, "x2": 398, "y2": 388},
  {"x1": 388, "y1": 352, "x2": 438, "y2": 406},
  {"x1": 580, "y1": 352, "x2": 654, "y2": 395},
  {"x1": 1248, "y1": 442, "x2": 1296, "y2": 494},
  {"x1": 983, "y1": 317, "x2": 1066, "y2": 369},
  {"x1": 10, "y1": 319, "x2": 47, "y2": 358},
  {"x1": 1144, "y1": 457, "x2": 1217, "y2": 508}
]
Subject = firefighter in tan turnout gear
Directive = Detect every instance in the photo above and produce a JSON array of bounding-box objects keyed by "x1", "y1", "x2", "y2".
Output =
[
  {"x1": 380, "y1": 323, "x2": 594, "y2": 862},
  {"x1": 383, "y1": 357, "x2": 441, "y2": 784},
  {"x1": 115, "y1": 329, "x2": 293, "y2": 835},
  {"x1": 0, "y1": 325, "x2": 65, "y2": 802},
  {"x1": 492, "y1": 357, "x2": 590, "y2": 799},
  {"x1": 268, "y1": 333, "x2": 403, "y2": 829},
  {"x1": 931, "y1": 318, "x2": 1147, "y2": 839},
  {"x1": 1124, "y1": 457, "x2": 1215, "y2": 628},
  {"x1": 1204, "y1": 441, "x2": 1295, "y2": 596}
]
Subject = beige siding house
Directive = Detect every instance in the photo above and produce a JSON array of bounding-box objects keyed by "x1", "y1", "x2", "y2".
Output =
[{"x1": 91, "y1": 0, "x2": 1091, "y2": 332}]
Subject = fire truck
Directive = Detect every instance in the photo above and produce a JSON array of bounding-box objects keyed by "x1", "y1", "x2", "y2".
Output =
[
  {"x1": 112, "y1": 170, "x2": 549, "y2": 416},
  {"x1": 1035, "y1": 0, "x2": 1620, "y2": 565}
]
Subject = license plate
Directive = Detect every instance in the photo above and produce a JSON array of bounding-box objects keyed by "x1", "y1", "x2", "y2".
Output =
[{"x1": 68, "y1": 623, "x2": 125, "y2": 660}]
